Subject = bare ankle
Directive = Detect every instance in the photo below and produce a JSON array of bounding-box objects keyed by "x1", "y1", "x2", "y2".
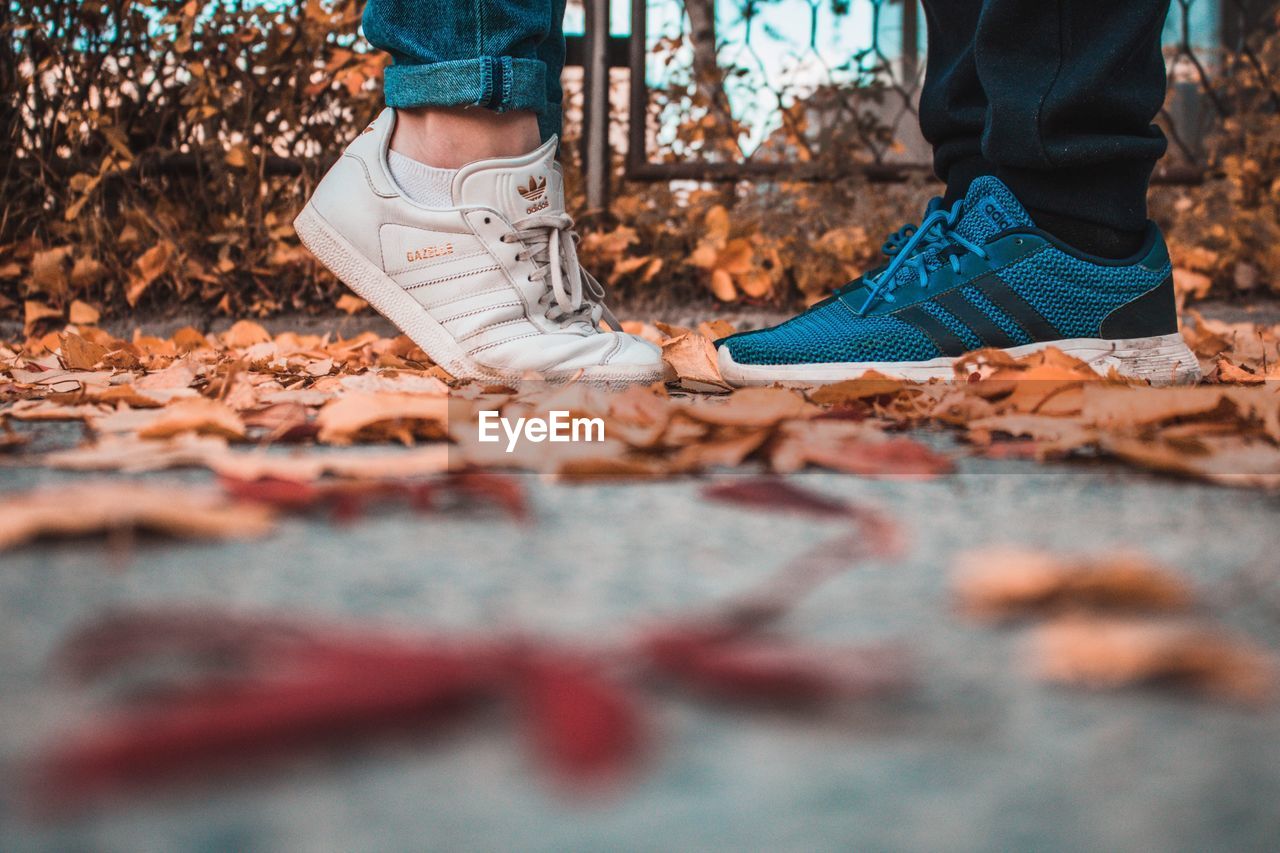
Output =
[{"x1": 389, "y1": 107, "x2": 542, "y2": 169}]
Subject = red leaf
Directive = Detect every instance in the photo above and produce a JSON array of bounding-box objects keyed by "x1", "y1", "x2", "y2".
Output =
[
  {"x1": 516, "y1": 654, "x2": 645, "y2": 785},
  {"x1": 219, "y1": 476, "x2": 324, "y2": 511},
  {"x1": 219, "y1": 472, "x2": 524, "y2": 521},
  {"x1": 34, "y1": 631, "x2": 507, "y2": 810},
  {"x1": 449, "y1": 470, "x2": 528, "y2": 521},
  {"x1": 641, "y1": 627, "x2": 909, "y2": 703},
  {"x1": 56, "y1": 610, "x2": 312, "y2": 680},
  {"x1": 702, "y1": 478, "x2": 854, "y2": 519}
]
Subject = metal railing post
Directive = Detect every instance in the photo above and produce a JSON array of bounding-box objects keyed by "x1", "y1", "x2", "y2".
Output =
[
  {"x1": 582, "y1": 0, "x2": 612, "y2": 210},
  {"x1": 901, "y1": 0, "x2": 919, "y2": 83}
]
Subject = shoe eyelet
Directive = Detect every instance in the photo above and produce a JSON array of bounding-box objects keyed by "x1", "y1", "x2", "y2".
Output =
[{"x1": 484, "y1": 216, "x2": 491, "y2": 225}]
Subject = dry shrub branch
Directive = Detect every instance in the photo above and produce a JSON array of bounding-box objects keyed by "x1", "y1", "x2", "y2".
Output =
[{"x1": 2, "y1": 3, "x2": 1279, "y2": 322}]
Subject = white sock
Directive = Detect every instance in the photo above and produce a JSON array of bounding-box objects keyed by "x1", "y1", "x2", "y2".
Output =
[{"x1": 388, "y1": 150, "x2": 457, "y2": 207}]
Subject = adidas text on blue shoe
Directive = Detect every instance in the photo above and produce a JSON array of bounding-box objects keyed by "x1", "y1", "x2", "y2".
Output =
[{"x1": 716, "y1": 177, "x2": 1200, "y2": 386}]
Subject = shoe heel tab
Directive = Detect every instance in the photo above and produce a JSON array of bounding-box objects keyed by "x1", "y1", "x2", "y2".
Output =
[
  {"x1": 1137, "y1": 221, "x2": 1171, "y2": 272},
  {"x1": 341, "y1": 108, "x2": 398, "y2": 198}
]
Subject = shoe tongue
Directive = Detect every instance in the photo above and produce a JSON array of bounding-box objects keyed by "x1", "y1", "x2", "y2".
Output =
[
  {"x1": 955, "y1": 175, "x2": 1034, "y2": 243},
  {"x1": 452, "y1": 136, "x2": 565, "y2": 223}
]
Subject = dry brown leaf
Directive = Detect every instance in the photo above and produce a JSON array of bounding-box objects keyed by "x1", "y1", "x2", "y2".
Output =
[
  {"x1": 317, "y1": 392, "x2": 449, "y2": 445},
  {"x1": 59, "y1": 333, "x2": 110, "y2": 371},
  {"x1": 952, "y1": 547, "x2": 1195, "y2": 621},
  {"x1": 1033, "y1": 615, "x2": 1273, "y2": 703},
  {"x1": 697, "y1": 319, "x2": 736, "y2": 341},
  {"x1": 24, "y1": 301, "x2": 62, "y2": 335},
  {"x1": 0, "y1": 481, "x2": 275, "y2": 551},
  {"x1": 708, "y1": 268, "x2": 736, "y2": 301},
  {"x1": 8, "y1": 400, "x2": 110, "y2": 422},
  {"x1": 670, "y1": 429, "x2": 770, "y2": 471},
  {"x1": 126, "y1": 241, "x2": 175, "y2": 306},
  {"x1": 773, "y1": 420, "x2": 954, "y2": 478},
  {"x1": 1215, "y1": 357, "x2": 1264, "y2": 384},
  {"x1": 964, "y1": 415, "x2": 1096, "y2": 451},
  {"x1": 661, "y1": 332, "x2": 729, "y2": 391},
  {"x1": 1081, "y1": 385, "x2": 1233, "y2": 428},
  {"x1": 136, "y1": 398, "x2": 247, "y2": 440},
  {"x1": 1100, "y1": 435, "x2": 1280, "y2": 489},
  {"x1": 211, "y1": 445, "x2": 451, "y2": 481},
  {"x1": 221, "y1": 320, "x2": 272, "y2": 348},
  {"x1": 29, "y1": 247, "x2": 71, "y2": 297},
  {"x1": 45, "y1": 434, "x2": 231, "y2": 473},
  {"x1": 808, "y1": 373, "x2": 910, "y2": 406},
  {"x1": 336, "y1": 294, "x2": 368, "y2": 314},
  {"x1": 68, "y1": 300, "x2": 101, "y2": 326},
  {"x1": 682, "y1": 386, "x2": 813, "y2": 427}
]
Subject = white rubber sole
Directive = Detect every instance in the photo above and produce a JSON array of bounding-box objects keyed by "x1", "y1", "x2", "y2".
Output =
[
  {"x1": 718, "y1": 333, "x2": 1202, "y2": 386},
  {"x1": 294, "y1": 203, "x2": 662, "y2": 386}
]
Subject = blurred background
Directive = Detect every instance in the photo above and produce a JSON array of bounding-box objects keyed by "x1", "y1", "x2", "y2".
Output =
[{"x1": 2, "y1": 0, "x2": 1278, "y2": 324}]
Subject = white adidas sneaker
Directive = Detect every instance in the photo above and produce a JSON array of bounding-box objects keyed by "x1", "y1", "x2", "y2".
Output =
[{"x1": 294, "y1": 109, "x2": 663, "y2": 384}]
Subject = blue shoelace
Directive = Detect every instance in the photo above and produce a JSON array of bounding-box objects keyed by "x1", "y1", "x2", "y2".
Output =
[{"x1": 854, "y1": 199, "x2": 989, "y2": 316}]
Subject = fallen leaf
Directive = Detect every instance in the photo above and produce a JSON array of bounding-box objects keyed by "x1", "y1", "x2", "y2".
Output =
[
  {"x1": 136, "y1": 398, "x2": 247, "y2": 440},
  {"x1": 641, "y1": 627, "x2": 909, "y2": 703},
  {"x1": 59, "y1": 333, "x2": 110, "y2": 371},
  {"x1": 68, "y1": 300, "x2": 101, "y2": 326},
  {"x1": 335, "y1": 294, "x2": 368, "y2": 314},
  {"x1": 0, "y1": 482, "x2": 275, "y2": 551},
  {"x1": 317, "y1": 392, "x2": 449, "y2": 445},
  {"x1": 126, "y1": 241, "x2": 175, "y2": 306},
  {"x1": 221, "y1": 320, "x2": 272, "y2": 348},
  {"x1": 702, "y1": 478, "x2": 854, "y2": 519},
  {"x1": 952, "y1": 547, "x2": 1196, "y2": 621},
  {"x1": 1033, "y1": 615, "x2": 1273, "y2": 703},
  {"x1": 682, "y1": 386, "x2": 812, "y2": 427},
  {"x1": 660, "y1": 332, "x2": 729, "y2": 391},
  {"x1": 517, "y1": 656, "x2": 645, "y2": 784},
  {"x1": 24, "y1": 301, "x2": 63, "y2": 335}
]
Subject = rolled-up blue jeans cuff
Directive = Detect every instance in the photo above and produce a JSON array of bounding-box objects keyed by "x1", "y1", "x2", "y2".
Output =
[{"x1": 383, "y1": 56, "x2": 547, "y2": 115}]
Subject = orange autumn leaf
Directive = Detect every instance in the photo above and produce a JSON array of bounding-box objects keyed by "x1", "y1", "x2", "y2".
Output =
[
  {"x1": 1033, "y1": 615, "x2": 1274, "y2": 703},
  {"x1": 68, "y1": 299, "x2": 101, "y2": 326},
  {"x1": 0, "y1": 482, "x2": 275, "y2": 551},
  {"x1": 335, "y1": 294, "x2": 369, "y2": 315},
  {"x1": 126, "y1": 241, "x2": 175, "y2": 306},
  {"x1": 951, "y1": 547, "x2": 1195, "y2": 621},
  {"x1": 136, "y1": 398, "x2": 247, "y2": 440}
]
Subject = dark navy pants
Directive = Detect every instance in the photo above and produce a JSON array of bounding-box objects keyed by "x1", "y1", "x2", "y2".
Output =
[{"x1": 919, "y1": 0, "x2": 1172, "y2": 232}]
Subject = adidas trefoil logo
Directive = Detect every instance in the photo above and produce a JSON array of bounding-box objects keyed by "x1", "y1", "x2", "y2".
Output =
[
  {"x1": 517, "y1": 175, "x2": 549, "y2": 213},
  {"x1": 517, "y1": 175, "x2": 546, "y2": 201}
]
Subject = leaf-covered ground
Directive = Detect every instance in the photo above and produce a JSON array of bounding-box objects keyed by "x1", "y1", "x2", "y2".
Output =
[
  {"x1": 2, "y1": 310, "x2": 1280, "y2": 846},
  {"x1": 3, "y1": 308, "x2": 1279, "y2": 494}
]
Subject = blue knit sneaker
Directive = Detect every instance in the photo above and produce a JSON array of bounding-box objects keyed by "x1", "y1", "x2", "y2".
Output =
[{"x1": 717, "y1": 177, "x2": 1199, "y2": 385}]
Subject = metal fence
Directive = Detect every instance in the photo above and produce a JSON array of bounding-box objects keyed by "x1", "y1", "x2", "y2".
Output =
[{"x1": 571, "y1": 0, "x2": 1280, "y2": 207}]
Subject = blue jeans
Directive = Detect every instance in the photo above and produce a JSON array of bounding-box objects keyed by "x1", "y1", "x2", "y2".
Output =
[{"x1": 363, "y1": 0, "x2": 566, "y2": 143}]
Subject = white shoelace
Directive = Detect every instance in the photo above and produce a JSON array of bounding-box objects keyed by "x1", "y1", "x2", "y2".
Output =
[{"x1": 501, "y1": 213, "x2": 621, "y2": 332}]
